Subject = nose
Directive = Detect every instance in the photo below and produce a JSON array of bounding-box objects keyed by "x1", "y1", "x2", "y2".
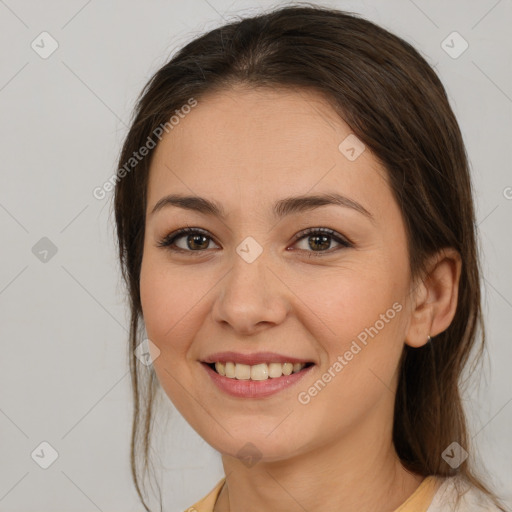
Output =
[{"x1": 211, "y1": 250, "x2": 290, "y2": 335}]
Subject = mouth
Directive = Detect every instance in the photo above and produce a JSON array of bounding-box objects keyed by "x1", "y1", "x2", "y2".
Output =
[
  {"x1": 203, "y1": 361, "x2": 315, "y2": 381},
  {"x1": 201, "y1": 359, "x2": 316, "y2": 398}
]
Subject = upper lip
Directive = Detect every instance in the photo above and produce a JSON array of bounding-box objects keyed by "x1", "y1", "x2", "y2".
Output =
[{"x1": 201, "y1": 351, "x2": 314, "y2": 366}]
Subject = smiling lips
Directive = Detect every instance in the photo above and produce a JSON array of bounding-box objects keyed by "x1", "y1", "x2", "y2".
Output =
[
  {"x1": 201, "y1": 360, "x2": 315, "y2": 399},
  {"x1": 214, "y1": 361, "x2": 309, "y2": 380},
  {"x1": 202, "y1": 351, "x2": 314, "y2": 381}
]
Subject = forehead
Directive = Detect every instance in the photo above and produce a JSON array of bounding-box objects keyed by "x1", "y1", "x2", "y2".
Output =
[
  {"x1": 163, "y1": 85, "x2": 356, "y2": 161},
  {"x1": 147, "y1": 85, "x2": 391, "y2": 219}
]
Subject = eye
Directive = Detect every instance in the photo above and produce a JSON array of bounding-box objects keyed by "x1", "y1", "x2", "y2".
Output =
[
  {"x1": 291, "y1": 227, "x2": 352, "y2": 257},
  {"x1": 157, "y1": 227, "x2": 220, "y2": 254},
  {"x1": 157, "y1": 227, "x2": 352, "y2": 256}
]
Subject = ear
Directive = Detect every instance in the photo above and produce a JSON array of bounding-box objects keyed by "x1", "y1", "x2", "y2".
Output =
[{"x1": 405, "y1": 247, "x2": 462, "y2": 348}]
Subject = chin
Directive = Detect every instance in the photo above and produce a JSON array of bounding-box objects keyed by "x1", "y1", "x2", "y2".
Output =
[{"x1": 204, "y1": 429, "x2": 309, "y2": 464}]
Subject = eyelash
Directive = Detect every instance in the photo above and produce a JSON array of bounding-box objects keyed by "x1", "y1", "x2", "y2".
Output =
[{"x1": 156, "y1": 226, "x2": 353, "y2": 257}]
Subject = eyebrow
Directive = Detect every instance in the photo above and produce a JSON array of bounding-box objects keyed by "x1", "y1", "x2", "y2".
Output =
[{"x1": 149, "y1": 192, "x2": 375, "y2": 223}]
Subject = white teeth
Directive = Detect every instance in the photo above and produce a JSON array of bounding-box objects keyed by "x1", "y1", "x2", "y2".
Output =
[
  {"x1": 282, "y1": 363, "x2": 293, "y2": 375},
  {"x1": 251, "y1": 363, "x2": 268, "y2": 381},
  {"x1": 215, "y1": 361, "x2": 226, "y2": 376},
  {"x1": 268, "y1": 362, "x2": 283, "y2": 378},
  {"x1": 213, "y1": 361, "x2": 308, "y2": 380},
  {"x1": 235, "y1": 363, "x2": 251, "y2": 380},
  {"x1": 224, "y1": 362, "x2": 235, "y2": 378}
]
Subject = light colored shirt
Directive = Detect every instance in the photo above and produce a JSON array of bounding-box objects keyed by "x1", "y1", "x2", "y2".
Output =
[{"x1": 183, "y1": 475, "x2": 503, "y2": 512}]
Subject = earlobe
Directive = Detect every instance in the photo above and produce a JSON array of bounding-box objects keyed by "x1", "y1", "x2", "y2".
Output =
[{"x1": 404, "y1": 248, "x2": 461, "y2": 348}]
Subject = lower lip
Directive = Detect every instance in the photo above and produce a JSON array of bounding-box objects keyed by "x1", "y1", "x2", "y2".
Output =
[{"x1": 201, "y1": 362, "x2": 314, "y2": 398}]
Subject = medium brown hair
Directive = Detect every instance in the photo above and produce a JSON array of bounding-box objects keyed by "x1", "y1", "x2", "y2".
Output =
[{"x1": 112, "y1": 3, "x2": 507, "y2": 510}]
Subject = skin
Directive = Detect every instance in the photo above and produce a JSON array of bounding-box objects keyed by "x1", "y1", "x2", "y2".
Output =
[{"x1": 139, "y1": 85, "x2": 461, "y2": 512}]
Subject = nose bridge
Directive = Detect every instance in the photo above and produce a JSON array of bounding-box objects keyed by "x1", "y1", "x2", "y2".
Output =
[{"x1": 212, "y1": 241, "x2": 288, "y2": 332}]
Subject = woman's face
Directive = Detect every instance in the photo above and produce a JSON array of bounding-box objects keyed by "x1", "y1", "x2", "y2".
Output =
[{"x1": 140, "y1": 86, "x2": 417, "y2": 461}]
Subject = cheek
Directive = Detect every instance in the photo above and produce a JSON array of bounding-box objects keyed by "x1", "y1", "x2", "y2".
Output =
[
  {"x1": 306, "y1": 260, "x2": 405, "y2": 341},
  {"x1": 139, "y1": 255, "x2": 200, "y2": 408},
  {"x1": 296, "y1": 274, "x2": 406, "y2": 435},
  {"x1": 139, "y1": 250, "x2": 219, "y2": 368},
  {"x1": 139, "y1": 253, "x2": 194, "y2": 355},
  {"x1": 305, "y1": 262, "x2": 407, "y2": 392}
]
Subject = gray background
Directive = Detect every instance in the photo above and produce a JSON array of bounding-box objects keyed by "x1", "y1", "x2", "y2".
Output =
[{"x1": 1, "y1": 0, "x2": 511, "y2": 511}]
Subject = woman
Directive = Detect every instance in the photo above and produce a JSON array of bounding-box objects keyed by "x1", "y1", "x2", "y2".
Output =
[{"x1": 113, "y1": 4, "x2": 509, "y2": 511}]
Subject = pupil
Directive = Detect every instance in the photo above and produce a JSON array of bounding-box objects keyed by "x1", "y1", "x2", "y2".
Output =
[
  {"x1": 309, "y1": 235, "x2": 330, "y2": 251},
  {"x1": 188, "y1": 234, "x2": 209, "y2": 250}
]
